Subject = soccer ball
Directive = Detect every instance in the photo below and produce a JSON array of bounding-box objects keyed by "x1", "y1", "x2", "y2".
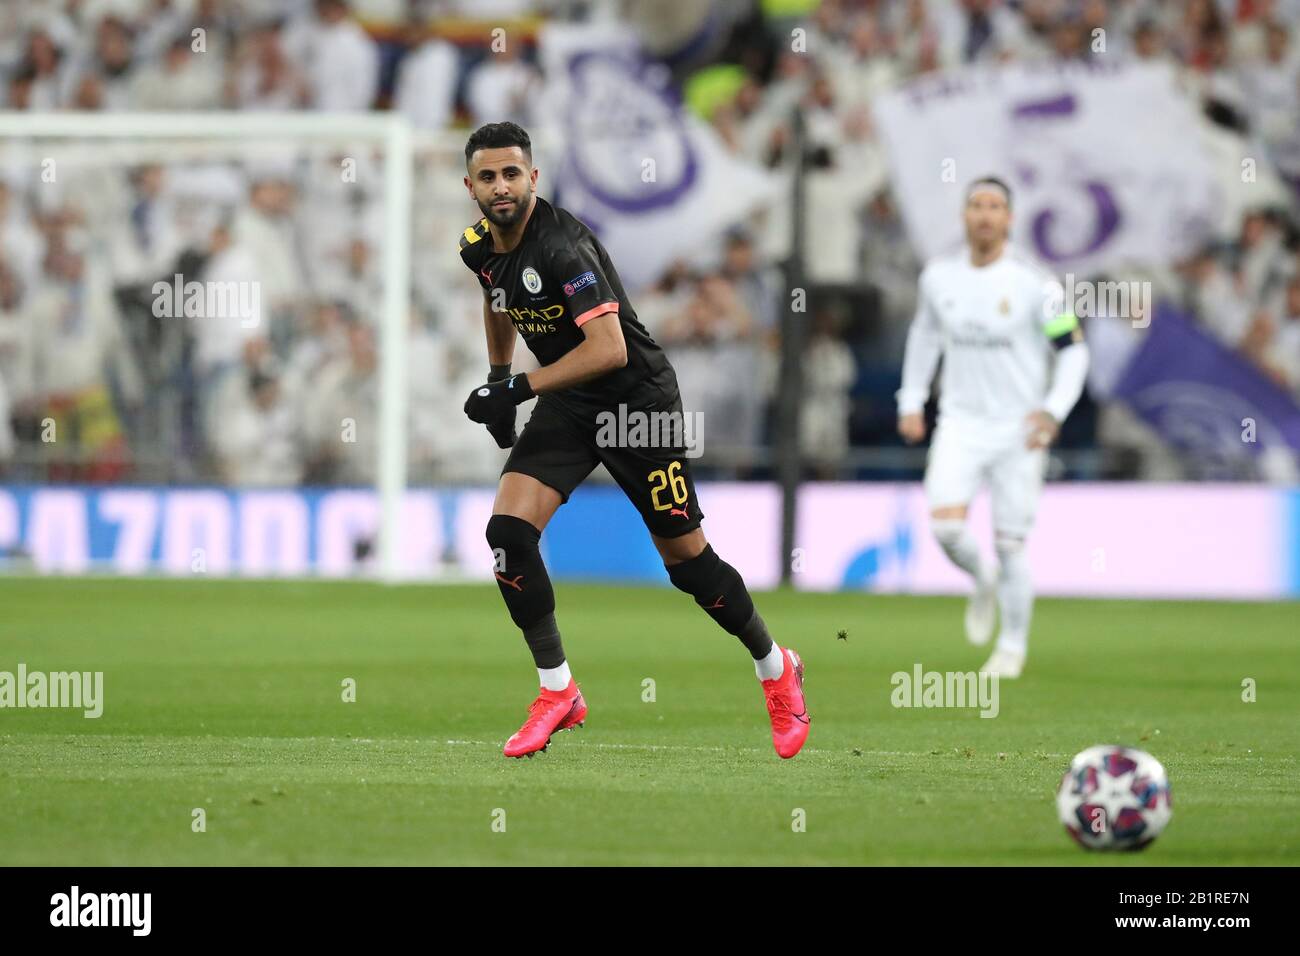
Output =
[{"x1": 1056, "y1": 745, "x2": 1172, "y2": 851}]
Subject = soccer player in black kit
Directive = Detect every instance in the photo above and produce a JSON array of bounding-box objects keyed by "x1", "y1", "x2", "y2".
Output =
[{"x1": 458, "y1": 122, "x2": 809, "y2": 759}]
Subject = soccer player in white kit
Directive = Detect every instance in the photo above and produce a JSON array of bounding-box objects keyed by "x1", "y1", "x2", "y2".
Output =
[{"x1": 896, "y1": 177, "x2": 1090, "y2": 678}]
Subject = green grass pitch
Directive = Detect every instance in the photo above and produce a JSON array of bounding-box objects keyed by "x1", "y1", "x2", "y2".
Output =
[{"x1": 1, "y1": 578, "x2": 1296, "y2": 866}]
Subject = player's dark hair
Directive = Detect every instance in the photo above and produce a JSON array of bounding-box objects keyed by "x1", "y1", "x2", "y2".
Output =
[
  {"x1": 464, "y1": 122, "x2": 533, "y2": 168},
  {"x1": 967, "y1": 175, "x2": 1012, "y2": 208}
]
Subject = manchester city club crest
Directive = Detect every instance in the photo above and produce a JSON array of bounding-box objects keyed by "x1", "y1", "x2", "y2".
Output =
[{"x1": 523, "y1": 267, "x2": 542, "y2": 294}]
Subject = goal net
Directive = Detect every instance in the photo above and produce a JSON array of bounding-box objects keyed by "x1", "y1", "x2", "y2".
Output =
[{"x1": 0, "y1": 111, "x2": 507, "y2": 583}]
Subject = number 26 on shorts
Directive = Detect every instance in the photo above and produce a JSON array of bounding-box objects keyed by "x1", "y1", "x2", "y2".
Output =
[{"x1": 647, "y1": 461, "x2": 688, "y2": 511}]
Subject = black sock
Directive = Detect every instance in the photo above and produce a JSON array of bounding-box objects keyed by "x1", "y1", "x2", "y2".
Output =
[
  {"x1": 485, "y1": 514, "x2": 566, "y2": 669},
  {"x1": 522, "y1": 612, "x2": 565, "y2": 670},
  {"x1": 736, "y1": 610, "x2": 775, "y2": 661},
  {"x1": 665, "y1": 545, "x2": 774, "y2": 659}
]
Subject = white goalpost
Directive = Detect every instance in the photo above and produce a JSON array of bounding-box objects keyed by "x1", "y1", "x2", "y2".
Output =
[{"x1": 0, "y1": 111, "x2": 413, "y2": 582}]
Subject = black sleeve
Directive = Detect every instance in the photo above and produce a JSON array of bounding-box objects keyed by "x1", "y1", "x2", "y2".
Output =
[
  {"x1": 458, "y1": 218, "x2": 492, "y2": 290},
  {"x1": 548, "y1": 234, "x2": 620, "y2": 328}
]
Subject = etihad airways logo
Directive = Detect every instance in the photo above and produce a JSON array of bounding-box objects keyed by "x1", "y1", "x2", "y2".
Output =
[{"x1": 506, "y1": 302, "x2": 565, "y2": 335}]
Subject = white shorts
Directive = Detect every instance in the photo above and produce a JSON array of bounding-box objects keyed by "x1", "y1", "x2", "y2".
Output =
[{"x1": 923, "y1": 416, "x2": 1047, "y2": 537}]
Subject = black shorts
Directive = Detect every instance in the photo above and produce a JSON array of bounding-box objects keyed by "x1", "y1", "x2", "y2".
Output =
[{"x1": 502, "y1": 394, "x2": 705, "y2": 539}]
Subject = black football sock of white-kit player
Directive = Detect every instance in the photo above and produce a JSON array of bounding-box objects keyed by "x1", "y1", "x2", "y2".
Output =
[
  {"x1": 665, "y1": 544, "x2": 777, "y2": 663},
  {"x1": 485, "y1": 514, "x2": 565, "y2": 670}
]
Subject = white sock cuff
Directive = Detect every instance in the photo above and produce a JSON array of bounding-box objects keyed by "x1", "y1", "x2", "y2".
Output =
[
  {"x1": 932, "y1": 517, "x2": 969, "y2": 542},
  {"x1": 755, "y1": 643, "x2": 785, "y2": 681},
  {"x1": 994, "y1": 532, "x2": 1027, "y2": 555},
  {"x1": 538, "y1": 660, "x2": 572, "y2": 691}
]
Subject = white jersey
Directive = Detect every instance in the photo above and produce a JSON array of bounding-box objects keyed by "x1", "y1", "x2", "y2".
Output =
[{"x1": 897, "y1": 247, "x2": 1084, "y2": 424}]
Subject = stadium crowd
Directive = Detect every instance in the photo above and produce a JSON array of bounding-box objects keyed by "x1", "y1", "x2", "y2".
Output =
[{"x1": 0, "y1": 0, "x2": 1297, "y2": 484}]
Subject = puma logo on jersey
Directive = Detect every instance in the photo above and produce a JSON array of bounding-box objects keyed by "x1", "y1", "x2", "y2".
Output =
[
  {"x1": 669, "y1": 507, "x2": 690, "y2": 519},
  {"x1": 707, "y1": 595, "x2": 725, "y2": 609},
  {"x1": 495, "y1": 572, "x2": 525, "y2": 591}
]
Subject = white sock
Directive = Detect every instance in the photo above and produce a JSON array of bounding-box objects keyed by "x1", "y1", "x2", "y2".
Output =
[
  {"x1": 932, "y1": 518, "x2": 993, "y2": 582},
  {"x1": 538, "y1": 660, "x2": 572, "y2": 691},
  {"x1": 755, "y1": 643, "x2": 785, "y2": 681},
  {"x1": 994, "y1": 536, "x2": 1032, "y2": 656}
]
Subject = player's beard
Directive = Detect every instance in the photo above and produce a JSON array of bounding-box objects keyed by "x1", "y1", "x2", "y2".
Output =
[
  {"x1": 480, "y1": 185, "x2": 532, "y2": 228},
  {"x1": 966, "y1": 220, "x2": 1008, "y2": 257}
]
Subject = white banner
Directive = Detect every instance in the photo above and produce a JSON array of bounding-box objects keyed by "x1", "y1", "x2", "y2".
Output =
[
  {"x1": 873, "y1": 61, "x2": 1223, "y2": 274},
  {"x1": 537, "y1": 23, "x2": 779, "y2": 290}
]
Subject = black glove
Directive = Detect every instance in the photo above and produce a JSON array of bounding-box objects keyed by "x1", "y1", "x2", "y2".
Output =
[
  {"x1": 480, "y1": 365, "x2": 518, "y2": 448},
  {"x1": 465, "y1": 371, "x2": 534, "y2": 427},
  {"x1": 486, "y1": 416, "x2": 517, "y2": 449}
]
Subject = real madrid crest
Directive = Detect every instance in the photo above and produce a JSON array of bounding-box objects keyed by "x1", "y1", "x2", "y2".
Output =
[{"x1": 522, "y1": 267, "x2": 542, "y2": 294}]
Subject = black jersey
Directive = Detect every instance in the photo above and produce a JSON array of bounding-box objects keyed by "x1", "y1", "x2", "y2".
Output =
[{"x1": 458, "y1": 196, "x2": 678, "y2": 424}]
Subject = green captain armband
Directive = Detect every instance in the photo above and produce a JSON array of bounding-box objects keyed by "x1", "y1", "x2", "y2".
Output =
[{"x1": 1044, "y1": 312, "x2": 1082, "y2": 350}]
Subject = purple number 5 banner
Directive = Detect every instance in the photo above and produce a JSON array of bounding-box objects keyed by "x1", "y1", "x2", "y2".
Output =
[{"x1": 873, "y1": 61, "x2": 1223, "y2": 274}]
